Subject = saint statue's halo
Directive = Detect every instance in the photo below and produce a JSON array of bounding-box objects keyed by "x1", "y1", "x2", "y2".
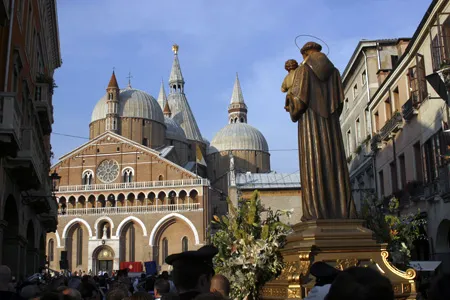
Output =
[{"x1": 295, "y1": 35, "x2": 330, "y2": 55}]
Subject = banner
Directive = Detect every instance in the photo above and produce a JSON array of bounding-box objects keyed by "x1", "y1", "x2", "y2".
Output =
[
  {"x1": 144, "y1": 261, "x2": 157, "y2": 276},
  {"x1": 196, "y1": 144, "x2": 207, "y2": 166},
  {"x1": 119, "y1": 262, "x2": 143, "y2": 273}
]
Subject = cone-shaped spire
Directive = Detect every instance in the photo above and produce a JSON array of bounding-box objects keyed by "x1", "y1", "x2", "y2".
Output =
[
  {"x1": 228, "y1": 73, "x2": 248, "y2": 124},
  {"x1": 230, "y1": 73, "x2": 245, "y2": 104},
  {"x1": 157, "y1": 79, "x2": 168, "y2": 109},
  {"x1": 108, "y1": 71, "x2": 119, "y2": 89},
  {"x1": 169, "y1": 44, "x2": 185, "y2": 88},
  {"x1": 163, "y1": 101, "x2": 172, "y2": 117}
]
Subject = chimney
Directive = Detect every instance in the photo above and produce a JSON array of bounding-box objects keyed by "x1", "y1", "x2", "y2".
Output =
[
  {"x1": 377, "y1": 69, "x2": 391, "y2": 86},
  {"x1": 396, "y1": 39, "x2": 410, "y2": 57}
]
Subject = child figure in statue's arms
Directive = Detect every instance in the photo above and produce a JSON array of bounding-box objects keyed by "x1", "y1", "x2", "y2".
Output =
[{"x1": 281, "y1": 59, "x2": 299, "y2": 110}]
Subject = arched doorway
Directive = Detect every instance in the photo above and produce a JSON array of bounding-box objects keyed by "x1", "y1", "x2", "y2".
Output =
[
  {"x1": 2, "y1": 196, "x2": 20, "y2": 276},
  {"x1": 435, "y1": 219, "x2": 450, "y2": 271},
  {"x1": 92, "y1": 246, "x2": 114, "y2": 275}
]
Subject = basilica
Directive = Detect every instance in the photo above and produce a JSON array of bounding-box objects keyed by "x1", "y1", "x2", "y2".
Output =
[{"x1": 46, "y1": 45, "x2": 272, "y2": 274}]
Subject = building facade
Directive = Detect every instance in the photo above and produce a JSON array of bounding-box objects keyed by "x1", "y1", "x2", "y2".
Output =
[
  {"x1": 229, "y1": 172, "x2": 302, "y2": 224},
  {"x1": 367, "y1": 0, "x2": 450, "y2": 270},
  {"x1": 0, "y1": 0, "x2": 61, "y2": 279},
  {"x1": 47, "y1": 47, "x2": 274, "y2": 274},
  {"x1": 341, "y1": 39, "x2": 410, "y2": 210}
]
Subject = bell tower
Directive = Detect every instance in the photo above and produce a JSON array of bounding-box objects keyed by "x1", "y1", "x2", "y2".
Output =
[
  {"x1": 228, "y1": 73, "x2": 248, "y2": 124},
  {"x1": 105, "y1": 70, "x2": 120, "y2": 132}
]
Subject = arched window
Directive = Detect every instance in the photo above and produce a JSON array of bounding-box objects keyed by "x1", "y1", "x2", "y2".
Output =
[
  {"x1": 234, "y1": 118, "x2": 238, "y2": 123},
  {"x1": 162, "y1": 238, "x2": 168, "y2": 263},
  {"x1": 158, "y1": 175, "x2": 164, "y2": 181},
  {"x1": 128, "y1": 224, "x2": 135, "y2": 262},
  {"x1": 109, "y1": 93, "x2": 113, "y2": 100},
  {"x1": 123, "y1": 168, "x2": 134, "y2": 183},
  {"x1": 76, "y1": 228, "x2": 83, "y2": 266},
  {"x1": 240, "y1": 117, "x2": 244, "y2": 123},
  {"x1": 182, "y1": 236, "x2": 188, "y2": 252},
  {"x1": 48, "y1": 239, "x2": 54, "y2": 262},
  {"x1": 82, "y1": 170, "x2": 93, "y2": 185}
]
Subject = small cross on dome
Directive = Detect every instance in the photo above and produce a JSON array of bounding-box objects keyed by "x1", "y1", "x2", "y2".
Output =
[{"x1": 126, "y1": 72, "x2": 133, "y2": 88}]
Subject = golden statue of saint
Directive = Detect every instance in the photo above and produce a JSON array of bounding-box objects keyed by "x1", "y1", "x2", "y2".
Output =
[{"x1": 283, "y1": 42, "x2": 357, "y2": 221}]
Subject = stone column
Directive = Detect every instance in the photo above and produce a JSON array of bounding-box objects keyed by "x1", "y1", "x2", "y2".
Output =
[{"x1": 0, "y1": 220, "x2": 7, "y2": 265}]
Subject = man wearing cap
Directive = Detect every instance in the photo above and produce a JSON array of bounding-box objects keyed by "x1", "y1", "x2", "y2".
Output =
[
  {"x1": 304, "y1": 261, "x2": 341, "y2": 300},
  {"x1": 165, "y1": 245, "x2": 218, "y2": 300}
]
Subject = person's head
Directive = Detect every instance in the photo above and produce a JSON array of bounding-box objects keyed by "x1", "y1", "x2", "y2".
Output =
[
  {"x1": 325, "y1": 266, "x2": 394, "y2": 300},
  {"x1": 105, "y1": 288, "x2": 127, "y2": 300},
  {"x1": 194, "y1": 292, "x2": 225, "y2": 300},
  {"x1": 160, "y1": 271, "x2": 169, "y2": 280},
  {"x1": 20, "y1": 284, "x2": 42, "y2": 299},
  {"x1": 284, "y1": 59, "x2": 299, "y2": 72},
  {"x1": 154, "y1": 279, "x2": 171, "y2": 298},
  {"x1": 310, "y1": 262, "x2": 341, "y2": 287},
  {"x1": 129, "y1": 291, "x2": 152, "y2": 300},
  {"x1": 210, "y1": 274, "x2": 230, "y2": 298},
  {"x1": 40, "y1": 292, "x2": 63, "y2": 300},
  {"x1": 0, "y1": 265, "x2": 12, "y2": 289},
  {"x1": 166, "y1": 245, "x2": 218, "y2": 294},
  {"x1": 62, "y1": 288, "x2": 82, "y2": 300},
  {"x1": 300, "y1": 41, "x2": 322, "y2": 60},
  {"x1": 78, "y1": 282, "x2": 101, "y2": 300},
  {"x1": 428, "y1": 273, "x2": 450, "y2": 300}
]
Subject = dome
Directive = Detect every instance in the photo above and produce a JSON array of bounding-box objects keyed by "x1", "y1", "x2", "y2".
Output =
[
  {"x1": 164, "y1": 116, "x2": 187, "y2": 142},
  {"x1": 91, "y1": 88, "x2": 164, "y2": 124},
  {"x1": 208, "y1": 123, "x2": 269, "y2": 155}
]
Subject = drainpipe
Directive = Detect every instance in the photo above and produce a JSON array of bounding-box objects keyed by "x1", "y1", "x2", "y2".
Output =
[
  {"x1": 376, "y1": 42, "x2": 381, "y2": 70},
  {"x1": 3, "y1": 0, "x2": 15, "y2": 92},
  {"x1": 362, "y1": 50, "x2": 370, "y2": 100}
]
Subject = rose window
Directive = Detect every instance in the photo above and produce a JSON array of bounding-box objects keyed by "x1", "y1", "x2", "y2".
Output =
[{"x1": 96, "y1": 159, "x2": 120, "y2": 183}]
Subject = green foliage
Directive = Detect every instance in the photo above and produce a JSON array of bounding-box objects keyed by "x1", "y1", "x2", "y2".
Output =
[
  {"x1": 360, "y1": 197, "x2": 427, "y2": 268},
  {"x1": 211, "y1": 191, "x2": 292, "y2": 300}
]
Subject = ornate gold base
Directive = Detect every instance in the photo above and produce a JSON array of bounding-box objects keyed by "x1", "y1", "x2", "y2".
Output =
[{"x1": 261, "y1": 219, "x2": 417, "y2": 300}]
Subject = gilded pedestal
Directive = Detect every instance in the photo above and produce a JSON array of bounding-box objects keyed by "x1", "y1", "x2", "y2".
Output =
[{"x1": 261, "y1": 219, "x2": 416, "y2": 300}]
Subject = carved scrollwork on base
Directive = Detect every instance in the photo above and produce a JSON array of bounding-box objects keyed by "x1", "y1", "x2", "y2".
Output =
[
  {"x1": 277, "y1": 261, "x2": 300, "y2": 281},
  {"x1": 335, "y1": 258, "x2": 359, "y2": 271},
  {"x1": 381, "y1": 251, "x2": 416, "y2": 280},
  {"x1": 288, "y1": 287, "x2": 301, "y2": 299}
]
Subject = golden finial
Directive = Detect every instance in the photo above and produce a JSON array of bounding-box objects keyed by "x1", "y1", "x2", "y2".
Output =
[{"x1": 172, "y1": 44, "x2": 179, "y2": 54}]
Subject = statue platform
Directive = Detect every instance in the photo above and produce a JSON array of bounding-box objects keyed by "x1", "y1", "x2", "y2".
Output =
[{"x1": 261, "y1": 219, "x2": 417, "y2": 300}]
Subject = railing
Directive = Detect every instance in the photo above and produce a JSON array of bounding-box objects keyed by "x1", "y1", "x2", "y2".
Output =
[
  {"x1": 401, "y1": 97, "x2": 419, "y2": 121},
  {"x1": 18, "y1": 128, "x2": 48, "y2": 184},
  {"x1": 59, "y1": 203, "x2": 201, "y2": 216},
  {"x1": 0, "y1": 93, "x2": 22, "y2": 143},
  {"x1": 438, "y1": 165, "x2": 450, "y2": 201},
  {"x1": 370, "y1": 133, "x2": 382, "y2": 152},
  {"x1": 57, "y1": 178, "x2": 210, "y2": 192},
  {"x1": 379, "y1": 112, "x2": 403, "y2": 141}
]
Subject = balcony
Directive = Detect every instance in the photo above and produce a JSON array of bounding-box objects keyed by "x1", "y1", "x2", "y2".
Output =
[
  {"x1": 34, "y1": 84, "x2": 53, "y2": 135},
  {"x1": 59, "y1": 203, "x2": 201, "y2": 217},
  {"x1": 56, "y1": 178, "x2": 210, "y2": 193},
  {"x1": 37, "y1": 191, "x2": 58, "y2": 232},
  {"x1": 370, "y1": 133, "x2": 382, "y2": 152},
  {"x1": 0, "y1": 93, "x2": 22, "y2": 157},
  {"x1": 6, "y1": 128, "x2": 49, "y2": 190},
  {"x1": 402, "y1": 97, "x2": 419, "y2": 121},
  {"x1": 379, "y1": 112, "x2": 403, "y2": 141}
]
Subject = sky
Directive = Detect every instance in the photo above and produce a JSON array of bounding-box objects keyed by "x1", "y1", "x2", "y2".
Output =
[{"x1": 52, "y1": 0, "x2": 431, "y2": 173}]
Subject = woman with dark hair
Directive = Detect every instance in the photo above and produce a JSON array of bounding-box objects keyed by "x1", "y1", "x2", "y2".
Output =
[{"x1": 325, "y1": 267, "x2": 394, "y2": 300}]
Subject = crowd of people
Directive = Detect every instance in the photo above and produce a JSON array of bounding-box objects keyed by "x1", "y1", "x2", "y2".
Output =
[{"x1": 0, "y1": 245, "x2": 448, "y2": 300}]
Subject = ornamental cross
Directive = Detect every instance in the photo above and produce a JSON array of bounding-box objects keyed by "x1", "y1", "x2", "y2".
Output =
[{"x1": 126, "y1": 72, "x2": 133, "y2": 87}]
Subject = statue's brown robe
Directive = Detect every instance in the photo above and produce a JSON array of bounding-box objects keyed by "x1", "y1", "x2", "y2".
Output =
[{"x1": 286, "y1": 52, "x2": 357, "y2": 220}]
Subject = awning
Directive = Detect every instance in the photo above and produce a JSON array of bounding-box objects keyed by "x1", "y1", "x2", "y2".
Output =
[
  {"x1": 426, "y1": 73, "x2": 448, "y2": 101},
  {"x1": 409, "y1": 261, "x2": 441, "y2": 271}
]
